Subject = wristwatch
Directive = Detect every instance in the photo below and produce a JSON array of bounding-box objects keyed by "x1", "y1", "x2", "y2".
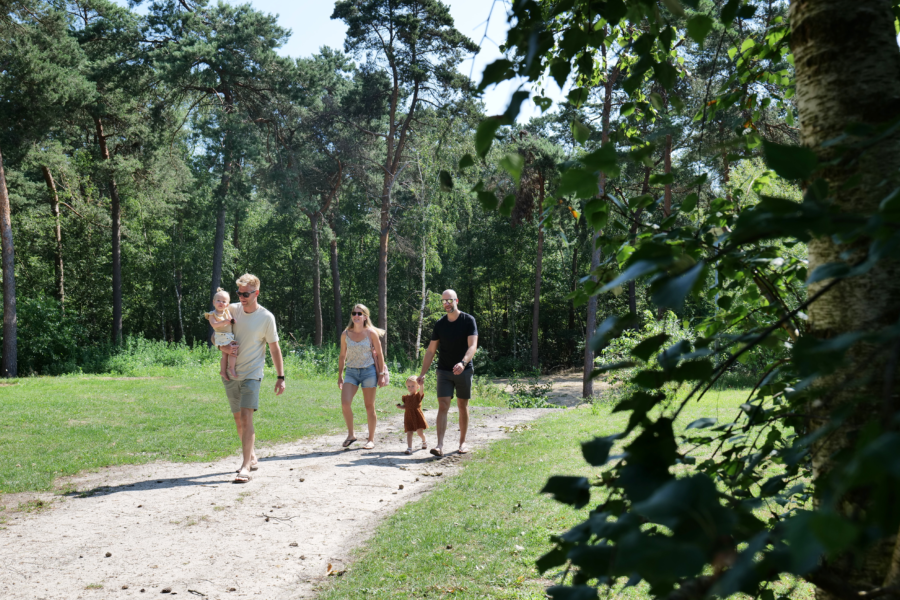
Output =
[{"x1": 277, "y1": 375, "x2": 285, "y2": 380}]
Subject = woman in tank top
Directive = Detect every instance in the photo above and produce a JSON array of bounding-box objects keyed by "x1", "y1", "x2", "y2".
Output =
[{"x1": 337, "y1": 303, "x2": 387, "y2": 449}]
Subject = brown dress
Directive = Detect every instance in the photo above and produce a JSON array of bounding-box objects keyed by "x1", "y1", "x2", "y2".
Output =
[{"x1": 400, "y1": 392, "x2": 428, "y2": 432}]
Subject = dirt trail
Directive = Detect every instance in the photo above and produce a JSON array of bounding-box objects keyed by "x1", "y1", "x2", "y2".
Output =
[
  {"x1": 493, "y1": 370, "x2": 611, "y2": 407},
  {"x1": 0, "y1": 406, "x2": 553, "y2": 600}
]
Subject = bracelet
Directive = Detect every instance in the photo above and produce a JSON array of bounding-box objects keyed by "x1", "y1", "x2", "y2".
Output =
[{"x1": 277, "y1": 375, "x2": 285, "y2": 380}]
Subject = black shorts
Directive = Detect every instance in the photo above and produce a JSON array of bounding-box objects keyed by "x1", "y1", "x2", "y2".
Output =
[{"x1": 436, "y1": 367, "x2": 473, "y2": 400}]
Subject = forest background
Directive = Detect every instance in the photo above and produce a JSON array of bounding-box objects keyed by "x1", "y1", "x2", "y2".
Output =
[{"x1": 0, "y1": 0, "x2": 790, "y2": 385}]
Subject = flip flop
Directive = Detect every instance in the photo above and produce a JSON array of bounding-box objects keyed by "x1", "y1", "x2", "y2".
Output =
[
  {"x1": 363, "y1": 440, "x2": 375, "y2": 450},
  {"x1": 342, "y1": 437, "x2": 357, "y2": 448},
  {"x1": 429, "y1": 448, "x2": 443, "y2": 457},
  {"x1": 458, "y1": 444, "x2": 470, "y2": 454},
  {"x1": 233, "y1": 471, "x2": 251, "y2": 483},
  {"x1": 235, "y1": 462, "x2": 259, "y2": 474}
]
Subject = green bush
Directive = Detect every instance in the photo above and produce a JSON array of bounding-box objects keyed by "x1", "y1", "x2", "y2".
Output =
[{"x1": 10, "y1": 294, "x2": 85, "y2": 375}]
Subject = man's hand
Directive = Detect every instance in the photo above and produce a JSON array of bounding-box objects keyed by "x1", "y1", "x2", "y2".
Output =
[
  {"x1": 453, "y1": 362, "x2": 464, "y2": 375},
  {"x1": 274, "y1": 378, "x2": 285, "y2": 395},
  {"x1": 416, "y1": 374, "x2": 425, "y2": 386},
  {"x1": 228, "y1": 342, "x2": 239, "y2": 356}
]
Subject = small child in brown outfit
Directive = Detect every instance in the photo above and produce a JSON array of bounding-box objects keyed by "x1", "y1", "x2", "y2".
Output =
[{"x1": 397, "y1": 376, "x2": 428, "y2": 455}]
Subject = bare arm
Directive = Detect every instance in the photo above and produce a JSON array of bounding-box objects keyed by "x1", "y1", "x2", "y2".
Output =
[
  {"x1": 417, "y1": 340, "x2": 440, "y2": 384},
  {"x1": 369, "y1": 330, "x2": 387, "y2": 387},
  {"x1": 269, "y1": 341, "x2": 285, "y2": 395},
  {"x1": 337, "y1": 333, "x2": 347, "y2": 389}
]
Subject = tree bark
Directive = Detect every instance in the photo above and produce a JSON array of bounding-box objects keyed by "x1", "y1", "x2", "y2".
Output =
[
  {"x1": 659, "y1": 135, "x2": 673, "y2": 320},
  {"x1": 308, "y1": 212, "x2": 323, "y2": 346},
  {"x1": 790, "y1": 0, "x2": 900, "y2": 596},
  {"x1": 41, "y1": 166, "x2": 64, "y2": 308},
  {"x1": 328, "y1": 216, "x2": 342, "y2": 339},
  {"x1": 415, "y1": 241, "x2": 428, "y2": 360},
  {"x1": 173, "y1": 222, "x2": 184, "y2": 343},
  {"x1": 584, "y1": 53, "x2": 620, "y2": 398},
  {"x1": 0, "y1": 143, "x2": 16, "y2": 377},
  {"x1": 531, "y1": 174, "x2": 545, "y2": 369},
  {"x1": 209, "y1": 134, "x2": 233, "y2": 313},
  {"x1": 94, "y1": 116, "x2": 122, "y2": 345}
]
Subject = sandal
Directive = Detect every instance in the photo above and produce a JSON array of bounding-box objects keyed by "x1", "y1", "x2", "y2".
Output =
[
  {"x1": 458, "y1": 443, "x2": 470, "y2": 454},
  {"x1": 342, "y1": 437, "x2": 357, "y2": 448},
  {"x1": 404, "y1": 448, "x2": 413, "y2": 455},
  {"x1": 233, "y1": 470, "x2": 251, "y2": 483},
  {"x1": 429, "y1": 447, "x2": 443, "y2": 457},
  {"x1": 421, "y1": 442, "x2": 428, "y2": 450},
  {"x1": 363, "y1": 440, "x2": 375, "y2": 450}
]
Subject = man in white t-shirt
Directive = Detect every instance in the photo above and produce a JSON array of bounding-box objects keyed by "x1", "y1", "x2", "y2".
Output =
[{"x1": 218, "y1": 273, "x2": 285, "y2": 483}]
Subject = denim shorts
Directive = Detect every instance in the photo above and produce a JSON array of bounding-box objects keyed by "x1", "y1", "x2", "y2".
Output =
[{"x1": 344, "y1": 364, "x2": 378, "y2": 388}]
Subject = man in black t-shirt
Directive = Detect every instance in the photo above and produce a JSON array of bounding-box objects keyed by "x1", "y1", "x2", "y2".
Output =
[{"x1": 417, "y1": 289, "x2": 479, "y2": 457}]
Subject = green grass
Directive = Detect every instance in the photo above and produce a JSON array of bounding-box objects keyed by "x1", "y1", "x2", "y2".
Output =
[
  {"x1": 317, "y1": 389, "x2": 813, "y2": 600},
  {"x1": 0, "y1": 364, "x2": 509, "y2": 494}
]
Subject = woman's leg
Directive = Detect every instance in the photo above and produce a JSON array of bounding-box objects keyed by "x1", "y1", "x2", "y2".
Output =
[
  {"x1": 341, "y1": 383, "x2": 359, "y2": 439},
  {"x1": 362, "y1": 385, "x2": 378, "y2": 442}
]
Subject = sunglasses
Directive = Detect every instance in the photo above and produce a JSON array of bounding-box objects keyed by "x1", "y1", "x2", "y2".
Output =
[
  {"x1": 441, "y1": 299, "x2": 457, "y2": 304},
  {"x1": 351, "y1": 311, "x2": 365, "y2": 317},
  {"x1": 236, "y1": 290, "x2": 257, "y2": 298}
]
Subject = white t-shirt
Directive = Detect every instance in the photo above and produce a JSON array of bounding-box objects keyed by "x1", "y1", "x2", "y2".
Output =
[{"x1": 229, "y1": 303, "x2": 279, "y2": 380}]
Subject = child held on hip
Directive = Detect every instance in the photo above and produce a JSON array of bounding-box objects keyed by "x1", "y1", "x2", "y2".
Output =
[
  {"x1": 397, "y1": 376, "x2": 428, "y2": 455},
  {"x1": 205, "y1": 288, "x2": 239, "y2": 379}
]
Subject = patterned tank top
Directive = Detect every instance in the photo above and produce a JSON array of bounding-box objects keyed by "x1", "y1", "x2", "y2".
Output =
[{"x1": 345, "y1": 332, "x2": 375, "y2": 369}]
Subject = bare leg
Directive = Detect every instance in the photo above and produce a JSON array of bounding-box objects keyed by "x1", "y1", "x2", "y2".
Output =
[
  {"x1": 341, "y1": 383, "x2": 359, "y2": 440},
  {"x1": 227, "y1": 353, "x2": 238, "y2": 379},
  {"x1": 362, "y1": 386, "x2": 378, "y2": 442},
  {"x1": 233, "y1": 408, "x2": 256, "y2": 474},
  {"x1": 435, "y1": 396, "x2": 452, "y2": 453},
  {"x1": 406, "y1": 431, "x2": 414, "y2": 448},
  {"x1": 457, "y1": 397, "x2": 470, "y2": 453},
  {"x1": 219, "y1": 353, "x2": 228, "y2": 379}
]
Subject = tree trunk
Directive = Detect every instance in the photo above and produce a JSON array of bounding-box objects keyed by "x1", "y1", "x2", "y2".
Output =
[
  {"x1": 308, "y1": 212, "x2": 323, "y2": 346},
  {"x1": 532, "y1": 175, "x2": 545, "y2": 369},
  {"x1": 629, "y1": 167, "x2": 651, "y2": 322},
  {"x1": 173, "y1": 222, "x2": 184, "y2": 343},
  {"x1": 329, "y1": 219, "x2": 342, "y2": 339},
  {"x1": 659, "y1": 135, "x2": 673, "y2": 320},
  {"x1": 584, "y1": 57, "x2": 620, "y2": 398},
  {"x1": 569, "y1": 246, "x2": 579, "y2": 332},
  {"x1": 377, "y1": 163, "x2": 392, "y2": 357},
  {"x1": 415, "y1": 242, "x2": 428, "y2": 360},
  {"x1": 41, "y1": 166, "x2": 64, "y2": 308},
  {"x1": 209, "y1": 135, "x2": 233, "y2": 313},
  {"x1": 0, "y1": 143, "x2": 16, "y2": 377},
  {"x1": 790, "y1": 0, "x2": 900, "y2": 596},
  {"x1": 94, "y1": 116, "x2": 122, "y2": 345}
]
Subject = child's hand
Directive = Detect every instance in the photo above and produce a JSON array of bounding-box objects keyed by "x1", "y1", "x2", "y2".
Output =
[{"x1": 396, "y1": 403, "x2": 404, "y2": 409}]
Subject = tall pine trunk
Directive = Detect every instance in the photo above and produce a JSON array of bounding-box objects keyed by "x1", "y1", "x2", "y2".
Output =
[
  {"x1": 94, "y1": 116, "x2": 122, "y2": 345},
  {"x1": 0, "y1": 143, "x2": 16, "y2": 377},
  {"x1": 790, "y1": 0, "x2": 900, "y2": 596},
  {"x1": 658, "y1": 135, "x2": 673, "y2": 320},
  {"x1": 584, "y1": 56, "x2": 619, "y2": 398},
  {"x1": 531, "y1": 174, "x2": 545, "y2": 369},
  {"x1": 308, "y1": 212, "x2": 323, "y2": 346},
  {"x1": 41, "y1": 166, "x2": 64, "y2": 308},
  {"x1": 209, "y1": 134, "x2": 233, "y2": 312},
  {"x1": 329, "y1": 217, "x2": 342, "y2": 339}
]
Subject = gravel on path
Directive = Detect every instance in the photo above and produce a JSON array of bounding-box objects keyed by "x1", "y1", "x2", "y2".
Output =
[{"x1": 0, "y1": 406, "x2": 554, "y2": 599}]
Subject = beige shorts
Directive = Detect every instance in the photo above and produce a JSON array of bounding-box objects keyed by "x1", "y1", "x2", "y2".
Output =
[
  {"x1": 223, "y1": 378, "x2": 261, "y2": 413},
  {"x1": 215, "y1": 332, "x2": 235, "y2": 346}
]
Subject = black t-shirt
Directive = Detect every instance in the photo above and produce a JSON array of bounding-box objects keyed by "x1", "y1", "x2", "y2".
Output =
[{"x1": 431, "y1": 311, "x2": 478, "y2": 371}]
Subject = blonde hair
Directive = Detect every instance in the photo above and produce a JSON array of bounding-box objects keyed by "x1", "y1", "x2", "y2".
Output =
[
  {"x1": 406, "y1": 375, "x2": 419, "y2": 384},
  {"x1": 236, "y1": 273, "x2": 261, "y2": 290},
  {"x1": 213, "y1": 287, "x2": 229, "y2": 301},
  {"x1": 344, "y1": 303, "x2": 386, "y2": 337}
]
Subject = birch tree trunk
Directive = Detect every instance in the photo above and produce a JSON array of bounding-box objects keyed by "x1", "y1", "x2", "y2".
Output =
[
  {"x1": 415, "y1": 241, "x2": 428, "y2": 360},
  {"x1": 94, "y1": 116, "x2": 122, "y2": 345},
  {"x1": 308, "y1": 212, "x2": 323, "y2": 346},
  {"x1": 790, "y1": 0, "x2": 900, "y2": 595},
  {"x1": 41, "y1": 166, "x2": 64, "y2": 308},
  {"x1": 0, "y1": 143, "x2": 16, "y2": 377},
  {"x1": 531, "y1": 174, "x2": 545, "y2": 369}
]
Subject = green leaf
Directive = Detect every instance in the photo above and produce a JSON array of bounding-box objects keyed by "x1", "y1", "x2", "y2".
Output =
[
  {"x1": 600, "y1": 261, "x2": 660, "y2": 294},
  {"x1": 536, "y1": 547, "x2": 569, "y2": 575},
  {"x1": 681, "y1": 193, "x2": 698, "y2": 212},
  {"x1": 721, "y1": 0, "x2": 740, "y2": 24},
  {"x1": 649, "y1": 173, "x2": 674, "y2": 186},
  {"x1": 533, "y1": 96, "x2": 553, "y2": 113},
  {"x1": 438, "y1": 170, "x2": 454, "y2": 192},
  {"x1": 558, "y1": 168, "x2": 600, "y2": 199},
  {"x1": 660, "y1": 0, "x2": 685, "y2": 17},
  {"x1": 477, "y1": 190, "x2": 499, "y2": 211},
  {"x1": 630, "y1": 333, "x2": 670, "y2": 362},
  {"x1": 478, "y1": 59, "x2": 513, "y2": 91},
  {"x1": 671, "y1": 359, "x2": 714, "y2": 382},
  {"x1": 596, "y1": 0, "x2": 626, "y2": 24},
  {"x1": 652, "y1": 61, "x2": 677, "y2": 89},
  {"x1": 686, "y1": 417, "x2": 716, "y2": 429},
  {"x1": 541, "y1": 476, "x2": 591, "y2": 509},
  {"x1": 686, "y1": 14, "x2": 715, "y2": 46},
  {"x1": 475, "y1": 118, "x2": 502, "y2": 158},
  {"x1": 503, "y1": 90, "x2": 530, "y2": 123},
  {"x1": 499, "y1": 153, "x2": 525, "y2": 185},
  {"x1": 810, "y1": 513, "x2": 859, "y2": 555},
  {"x1": 620, "y1": 102, "x2": 636, "y2": 117},
  {"x1": 499, "y1": 193, "x2": 516, "y2": 217},
  {"x1": 567, "y1": 87, "x2": 589, "y2": 107},
  {"x1": 651, "y1": 261, "x2": 707, "y2": 309},
  {"x1": 582, "y1": 436, "x2": 617, "y2": 466},
  {"x1": 649, "y1": 92, "x2": 664, "y2": 110},
  {"x1": 762, "y1": 140, "x2": 818, "y2": 180},
  {"x1": 572, "y1": 119, "x2": 591, "y2": 145},
  {"x1": 458, "y1": 154, "x2": 475, "y2": 170}
]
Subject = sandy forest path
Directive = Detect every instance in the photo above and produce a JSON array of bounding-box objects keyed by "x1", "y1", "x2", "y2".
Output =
[{"x1": 0, "y1": 406, "x2": 554, "y2": 600}]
